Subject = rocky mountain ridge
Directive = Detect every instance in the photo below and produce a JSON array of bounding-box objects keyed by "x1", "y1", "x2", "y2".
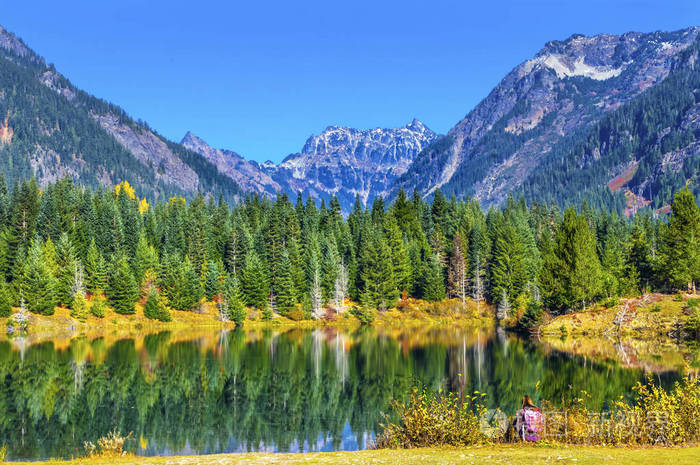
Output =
[
  {"x1": 183, "y1": 119, "x2": 437, "y2": 210},
  {"x1": 393, "y1": 27, "x2": 700, "y2": 209},
  {"x1": 1, "y1": 23, "x2": 699, "y2": 213}
]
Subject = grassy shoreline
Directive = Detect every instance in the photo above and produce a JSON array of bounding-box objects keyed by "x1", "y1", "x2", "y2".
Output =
[
  {"x1": 0, "y1": 298, "x2": 494, "y2": 348},
  {"x1": 7, "y1": 446, "x2": 700, "y2": 465}
]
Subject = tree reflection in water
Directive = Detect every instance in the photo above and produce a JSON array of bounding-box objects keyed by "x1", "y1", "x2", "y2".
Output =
[{"x1": 0, "y1": 327, "x2": 680, "y2": 460}]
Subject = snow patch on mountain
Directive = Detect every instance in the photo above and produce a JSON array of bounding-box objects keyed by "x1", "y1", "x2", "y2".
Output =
[{"x1": 527, "y1": 54, "x2": 625, "y2": 80}]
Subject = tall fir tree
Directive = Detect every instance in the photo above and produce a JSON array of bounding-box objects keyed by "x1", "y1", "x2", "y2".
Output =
[
  {"x1": 21, "y1": 239, "x2": 58, "y2": 315},
  {"x1": 85, "y1": 238, "x2": 108, "y2": 294},
  {"x1": 275, "y1": 250, "x2": 296, "y2": 315},
  {"x1": 107, "y1": 255, "x2": 138, "y2": 315},
  {"x1": 423, "y1": 253, "x2": 446, "y2": 302},
  {"x1": 241, "y1": 251, "x2": 269, "y2": 309},
  {"x1": 540, "y1": 208, "x2": 602, "y2": 312},
  {"x1": 661, "y1": 188, "x2": 700, "y2": 292}
]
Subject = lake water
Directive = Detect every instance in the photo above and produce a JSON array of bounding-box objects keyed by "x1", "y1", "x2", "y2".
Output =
[{"x1": 0, "y1": 327, "x2": 681, "y2": 460}]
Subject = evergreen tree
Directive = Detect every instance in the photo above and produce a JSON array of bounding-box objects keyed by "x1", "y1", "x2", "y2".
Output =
[
  {"x1": 384, "y1": 213, "x2": 411, "y2": 293},
  {"x1": 133, "y1": 233, "x2": 158, "y2": 287},
  {"x1": 241, "y1": 252, "x2": 268, "y2": 309},
  {"x1": 224, "y1": 274, "x2": 246, "y2": 324},
  {"x1": 490, "y1": 216, "x2": 527, "y2": 305},
  {"x1": 90, "y1": 294, "x2": 107, "y2": 318},
  {"x1": 21, "y1": 239, "x2": 58, "y2": 315},
  {"x1": 176, "y1": 257, "x2": 203, "y2": 311},
  {"x1": 204, "y1": 260, "x2": 223, "y2": 301},
  {"x1": 71, "y1": 292, "x2": 88, "y2": 321},
  {"x1": 144, "y1": 289, "x2": 171, "y2": 322},
  {"x1": 360, "y1": 233, "x2": 397, "y2": 309},
  {"x1": 107, "y1": 255, "x2": 138, "y2": 315},
  {"x1": 661, "y1": 188, "x2": 700, "y2": 292},
  {"x1": 85, "y1": 238, "x2": 108, "y2": 294},
  {"x1": 0, "y1": 281, "x2": 13, "y2": 317},
  {"x1": 55, "y1": 232, "x2": 78, "y2": 306},
  {"x1": 423, "y1": 253, "x2": 446, "y2": 302},
  {"x1": 541, "y1": 208, "x2": 603, "y2": 312},
  {"x1": 275, "y1": 250, "x2": 296, "y2": 315}
]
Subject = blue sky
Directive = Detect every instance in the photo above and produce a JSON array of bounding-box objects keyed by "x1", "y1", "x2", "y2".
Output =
[{"x1": 3, "y1": 0, "x2": 698, "y2": 162}]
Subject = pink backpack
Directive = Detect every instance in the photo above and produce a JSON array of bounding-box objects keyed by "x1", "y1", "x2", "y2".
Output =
[{"x1": 522, "y1": 408, "x2": 542, "y2": 441}]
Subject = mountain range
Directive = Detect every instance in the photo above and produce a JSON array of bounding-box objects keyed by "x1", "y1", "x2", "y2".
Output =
[{"x1": 0, "y1": 24, "x2": 698, "y2": 213}]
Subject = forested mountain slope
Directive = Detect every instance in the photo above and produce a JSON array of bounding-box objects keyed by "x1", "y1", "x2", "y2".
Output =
[
  {"x1": 517, "y1": 35, "x2": 700, "y2": 213},
  {"x1": 393, "y1": 27, "x2": 700, "y2": 212},
  {"x1": 0, "y1": 26, "x2": 243, "y2": 202}
]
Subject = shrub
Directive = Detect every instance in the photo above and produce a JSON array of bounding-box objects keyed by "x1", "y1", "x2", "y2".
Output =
[
  {"x1": 90, "y1": 295, "x2": 107, "y2": 318},
  {"x1": 602, "y1": 297, "x2": 619, "y2": 309},
  {"x1": 375, "y1": 388, "x2": 488, "y2": 448},
  {"x1": 143, "y1": 290, "x2": 171, "y2": 322},
  {"x1": 350, "y1": 306, "x2": 375, "y2": 324},
  {"x1": 686, "y1": 307, "x2": 700, "y2": 335},
  {"x1": 0, "y1": 444, "x2": 6, "y2": 461},
  {"x1": 649, "y1": 304, "x2": 662, "y2": 313},
  {"x1": 540, "y1": 376, "x2": 700, "y2": 445},
  {"x1": 70, "y1": 293, "x2": 89, "y2": 321},
  {"x1": 227, "y1": 299, "x2": 246, "y2": 325},
  {"x1": 84, "y1": 429, "x2": 133, "y2": 457},
  {"x1": 687, "y1": 298, "x2": 700, "y2": 309},
  {"x1": 287, "y1": 308, "x2": 305, "y2": 321},
  {"x1": 261, "y1": 304, "x2": 273, "y2": 321},
  {"x1": 519, "y1": 300, "x2": 544, "y2": 329}
]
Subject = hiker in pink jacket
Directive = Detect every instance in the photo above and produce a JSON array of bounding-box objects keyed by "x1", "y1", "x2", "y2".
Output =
[{"x1": 513, "y1": 395, "x2": 543, "y2": 441}]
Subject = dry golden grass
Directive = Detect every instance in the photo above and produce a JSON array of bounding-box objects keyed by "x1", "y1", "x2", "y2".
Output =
[{"x1": 7, "y1": 446, "x2": 700, "y2": 465}]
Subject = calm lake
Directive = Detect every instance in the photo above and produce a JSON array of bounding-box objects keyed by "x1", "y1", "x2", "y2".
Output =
[{"x1": 0, "y1": 327, "x2": 681, "y2": 460}]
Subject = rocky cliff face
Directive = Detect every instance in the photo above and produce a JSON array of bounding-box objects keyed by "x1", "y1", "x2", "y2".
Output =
[
  {"x1": 273, "y1": 119, "x2": 437, "y2": 208},
  {"x1": 184, "y1": 120, "x2": 437, "y2": 210},
  {"x1": 181, "y1": 131, "x2": 282, "y2": 196},
  {"x1": 394, "y1": 27, "x2": 700, "y2": 206}
]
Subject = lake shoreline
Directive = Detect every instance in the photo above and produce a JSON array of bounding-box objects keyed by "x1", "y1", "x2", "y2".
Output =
[
  {"x1": 7, "y1": 445, "x2": 700, "y2": 465},
  {"x1": 0, "y1": 298, "x2": 495, "y2": 348}
]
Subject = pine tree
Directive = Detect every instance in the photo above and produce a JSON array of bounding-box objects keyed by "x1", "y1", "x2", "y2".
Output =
[
  {"x1": 541, "y1": 208, "x2": 602, "y2": 312},
  {"x1": 71, "y1": 292, "x2": 88, "y2": 321},
  {"x1": 144, "y1": 288, "x2": 160, "y2": 320},
  {"x1": 384, "y1": 213, "x2": 411, "y2": 293},
  {"x1": 224, "y1": 274, "x2": 246, "y2": 324},
  {"x1": 107, "y1": 255, "x2": 138, "y2": 315},
  {"x1": 241, "y1": 251, "x2": 268, "y2": 309},
  {"x1": 423, "y1": 253, "x2": 446, "y2": 302},
  {"x1": 178, "y1": 257, "x2": 203, "y2": 311},
  {"x1": 661, "y1": 188, "x2": 700, "y2": 292},
  {"x1": 0, "y1": 281, "x2": 13, "y2": 317},
  {"x1": 144, "y1": 289, "x2": 171, "y2": 322},
  {"x1": 21, "y1": 239, "x2": 59, "y2": 315},
  {"x1": 490, "y1": 217, "x2": 527, "y2": 306},
  {"x1": 204, "y1": 260, "x2": 223, "y2": 301},
  {"x1": 275, "y1": 250, "x2": 296, "y2": 315},
  {"x1": 55, "y1": 232, "x2": 78, "y2": 306},
  {"x1": 133, "y1": 233, "x2": 158, "y2": 287},
  {"x1": 360, "y1": 233, "x2": 396, "y2": 309},
  {"x1": 90, "y1": 294, "x2": 107, "y2": 318},
  {"x1": 85, "y1": 238, "x2": 108, "y2": 294}
]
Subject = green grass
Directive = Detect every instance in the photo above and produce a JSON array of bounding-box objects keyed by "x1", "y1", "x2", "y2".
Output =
[{"x1": 8, "y1": 446, "x2": 700, "y2": 465}]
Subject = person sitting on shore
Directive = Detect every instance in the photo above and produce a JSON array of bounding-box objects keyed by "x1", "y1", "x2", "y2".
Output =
[{"x1": 513, "y1": 395, "x2": 542, "y2": 441}]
